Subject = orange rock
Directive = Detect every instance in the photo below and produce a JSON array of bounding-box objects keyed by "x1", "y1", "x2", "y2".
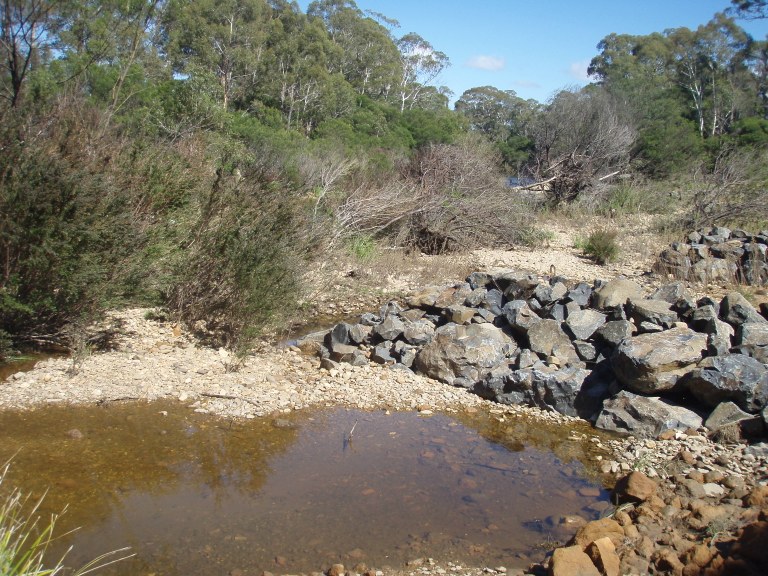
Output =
[
  {"x1": 570, "y1": 518, "x2": 625, "y2": 550},
  {"x1": 613, "y1": 471, "x2": 658, "y2": 503},
  {"x1": 548, "y1": 545, "x2": 601, "y2": 576},
  {"x1": 586, "y1": 537, "x2": 620, "y2": 576}
]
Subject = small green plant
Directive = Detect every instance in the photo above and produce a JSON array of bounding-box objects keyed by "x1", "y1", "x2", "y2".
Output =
[
  {"x1": 580, "y1": 228, "x2": 620, "y2": 264},
  {"x1": 346, "y1": 235, "x2": 377, "y2": 262},
  {"x1": 0, "y1": 463, "x2": 132, "y2": 575}
]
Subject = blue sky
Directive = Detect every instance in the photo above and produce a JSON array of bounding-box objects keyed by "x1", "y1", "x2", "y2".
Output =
[{"x1": 296, "y1": 0, "x2": 768, "y2": 104}]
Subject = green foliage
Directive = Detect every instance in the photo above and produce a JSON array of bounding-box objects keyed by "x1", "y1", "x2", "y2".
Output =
[
  {"x1": 732, "y1": 117, "x2": 768, "y2": 147},
  {"x1": 579, "y1": 228, "x2": 620, "y2": 264},
  {"x1": 346, "y1": 235, "x2": 377, "y2": 262}
]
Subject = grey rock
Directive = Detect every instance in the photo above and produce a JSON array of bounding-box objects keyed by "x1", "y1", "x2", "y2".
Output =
[
  {"x1": 517, "y1": 348, "x2": 539, "y2": 369},
  {"x1": 527, "y1": 319, "x2": 578, "y2": 363},
  {"x1": 704, "y1": 401, "x2": 765, "y2": 438},
  {"x1": 372, "y1": 315, "x2": 405, "y2": 342},
  {"x1": 650, "y1": 281, "x2": 694, "y2": 306},
  {"x1": 655, "y1": 248, "x2": 691, "y2": 279},
  {"x1": 593, "y1": 278, "x2": 644, "y2": 310},
  {"x1": 573, "y1": 340, "x2": 598, "y2": 362},
  {"x1": 348, "y1": 323, "x2": 372, "y2": 345},
  {"x1": 371, "y1": 344, "x2": 395, "y2": 365},
  {"x1": 466, "y1": 271, "x2": 494, "y2": 290},
  {"x1": 402, "y1": 319, "x2": 435, "y2": 346},
  {"x1": 566, "y1": 282, "x2": 593, "y2": 307},
  {"x1": 444, "y1": 304, "x2": 475, "y2": 324},
  {"x1": 735, "y1": 322, "x2": 768, "y2": 363},
  {"x1": 691, "y1": 304, "x2": 734, "y2": 355},
  {"x1": 464, "y1": 287, "x2": 488, "y2": 307},
  {"x1": 530, "y1": 366, "x2": 591, "y2": 417},
  {"x1": 691, "y1": 258, "x2": 737, "y2": 284},
  {"x1": 327, "y1": 341, "x2": 359, "y2": 363},
  {"x1": 637, "y1": 321, "x2": 665, "y2": 334},
  {"x1": 326, "y1": 322, "x2": 353, "y2": 346},
  {"x1": 628, "y1": 298, "x2": 678, "y2": 328},
  {"x1": 359, "y1": 312, "x2": 381, "y2": 326},
  {"x1": 502, "y1": 300, "x2": 541, "y2": 334},
  {"x1": 414, "y1": 323, "x2": 516, "y2": 386},
  {"x1": 611, "y1": 327, "x2": 707, "y2": 394},
  {"x1": 720, "y1": 291, "x2": 768, "y2": 327},
  {"x1": 684, "y1": 354, "x2": 768, "y2": 413},
  {"x1": 565, "y1": 308, "x2": 607, "y2": 341},
  {"x1": 595, "y1": 390, "x2": 703, "y2": 437},
  {"x1": 594, "y1": 320, "x2": 634, "y2": 347},
  {"x1": 744, "y1": 443, "x2": 768, "y2": 458}
]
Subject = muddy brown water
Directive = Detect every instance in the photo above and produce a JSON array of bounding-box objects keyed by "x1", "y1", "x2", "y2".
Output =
[{"x1": 0, "y1": 401, "x2": 613, "y2": 575}]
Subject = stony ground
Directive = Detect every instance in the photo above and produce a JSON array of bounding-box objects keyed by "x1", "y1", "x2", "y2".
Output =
[{"x1": 2, "y1": 216, "x2": 767, "y2": 576}]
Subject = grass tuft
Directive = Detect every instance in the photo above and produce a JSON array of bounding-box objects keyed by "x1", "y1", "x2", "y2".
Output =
[{"x1": 579, "y1": 228, "x2": 620, "y2": 265}]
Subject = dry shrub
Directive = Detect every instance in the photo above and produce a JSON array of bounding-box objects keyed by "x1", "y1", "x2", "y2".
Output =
[{"x1": 687, "y1": 147, "x2": 768, "y2": 229}]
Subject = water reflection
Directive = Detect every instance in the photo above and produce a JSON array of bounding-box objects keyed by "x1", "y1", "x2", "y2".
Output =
[{"x1": 0, "y1": 401, "x2": 611, "y2": 574}]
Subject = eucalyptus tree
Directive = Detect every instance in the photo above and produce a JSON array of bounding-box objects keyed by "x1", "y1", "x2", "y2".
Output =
[
  {"x1": 306, "y1": 0, "x2": 401, "y2": 98},
  {"x1": 729, "y1": 0, "x2": 768, "y2": 19},
  {"x1": 0, "y1": 0, "x2": 58, "y2": 108},
  {"x1": 395, "y1": 32, "x2": 449, "y2": 111},
  {"x1": 454, "y1": 86, "x2": 538, "y2": 168},
  {"x1": 162, "y1": 0, "x2": 270, "y2": 110}
]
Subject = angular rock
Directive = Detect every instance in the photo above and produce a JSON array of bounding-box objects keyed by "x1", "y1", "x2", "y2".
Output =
[
  {"x1": 613, "y1": 471, "x2": 658, "y2": 503},
  {"x1": 684, "y1": 354, "x2": 768, "y2": 413},
  {"x1": 650, "y1": 281, "x2": 694, "y2": 306},
  {"x1": 627, "y1": 298, "x2": 678, "y2": 328},
  {"x1": 692, "y1": 257, "x2": 737, "y2": 284},
  {"x1": 502, "y1": 299, "x2": 541, "y2": 334},
  {"x1": 735, "y1": 322, "x2": 768, "y2": 363},
  {"x1": 586, "y1": 537, "x2": 620, "y2": 576},
  {"x1": 402, "y1": 319, "x2": 435, "y2": 346},
  {"x1": 372, "y1": 315, "x2": 405, "y2": 342},
  {"x1": 371, "y1": 344, "x2": 395, "y2": 365},
  {"x1": 348, "y1": 323, "x2": 372, "y2": 345},
  {"x1": 566, "y1": 283, "x2": 593, "y2": 307},
  {"x1": 611, "y1": 327, "x2": 707, "y2": 394},
  {"x1": 595, "y1": 390, "x2": 703, "y2": 437},
  {"x1": 529, "y1": 366, "x2": 590, "y2": 417},
  {"x1": 721, "y1": 291, "x2": 768, "y2": 327},
  {"x1": 445, "y1": 305, "x2": 476, "y2": 325},
  {"x1": 593, "y1": 278, "x2": 644, "y2": 310},
  {"x1": 570, "y1": 518, "x2": 625, "y2": 549},
  {"x1": 573, "y1": 341, "x2": 598, "y2": 362},
  {"x1": 594, "y1": 320, "x2": 634, "y2": 347},
  {"x1": 528, "y1": 319, "x2": 577, "y2": 361},
  {"x1": 326, "y1": 322, "x2": 353, "y2": 347},
  {"x1": 655, "y1": 247, "x2": 691, "y2": 279},
  {"x1": 549, "y1": 546, "x2": 601, "y2": 576},
  {"x1": 705, "y1": 401, "x2": 765, "y2": 438},
  {"x1": 414, "y1": 323, "x2": 516, "y2": 386},
  {"x1": 327, "y1": 342, "x2": 359, "y2": 363},
  {"x1": 565, "y1": 309, "x2": 607, "y2": 341}
]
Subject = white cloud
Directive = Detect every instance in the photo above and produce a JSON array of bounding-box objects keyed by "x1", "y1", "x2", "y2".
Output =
[
  {"x1": 465, "y1": 55, "x2": 506, "y2": 71},
  {"x1": 568, "y1": 60, "x2": 592, "y2": 82}
]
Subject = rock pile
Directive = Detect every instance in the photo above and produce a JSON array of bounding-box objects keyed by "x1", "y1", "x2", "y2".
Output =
[
  {"x1": 305, "y1": 270, "x2": 768, "y2": 440},
  {"x1": 545, "y1": 469, "x2": 768, "y2": 576},
  {"x1": 656, "y1": 226, "x2": 768, "y2": 286}
]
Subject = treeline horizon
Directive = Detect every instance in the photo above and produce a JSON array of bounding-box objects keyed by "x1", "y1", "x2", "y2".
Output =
[{"x1": 1, "y1": 0, "x2": 766, "y2": 356}]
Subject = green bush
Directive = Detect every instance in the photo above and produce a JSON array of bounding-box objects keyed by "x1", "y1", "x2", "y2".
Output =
[{"x1": 580, "y1": 228, "x2": 620, "y2": 264}]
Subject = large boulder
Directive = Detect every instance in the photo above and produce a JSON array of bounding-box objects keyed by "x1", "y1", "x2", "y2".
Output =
[
  {"x1": 527, "y1": 319, "x2": 578, "y2": 363},
  {"x1": 627, "y1": 298, "x2": 678, "y2": 328},
  {"x1": 684, "y1": 354, "x2": 768, "y2": 413},
  {"x1": 735, "y1": 322, "x2": 768, "y2": 363},
  {"x1": 704, "y1": 401, "x2": 765, "y2": 438},
  {"x1": 565, "y1": 309, "x2": 607, "y2": 341},
  {"x1": 502, "y1": 299, "x2": 541, "y2": 335},
  {"x1": 593, "y1": 278, "x2": 643, "y2": 310},
  {"x1": 372, "y1": 315, "x2": 405, "y2": 341},
  {"x1": 595, "y1": 390, "x2": 703, "y2": 437},
  {"x1": 414, "y1": 323, "x2": 516, "y2": 386},
  {"x1": 402, "y1": 319, "x2": 436, "y2": 346},
  {"x1": 721, "y1": 291, "x2": 768, "y2": 327},
  {"x1": 611, "y1": 327, "x2": 707, "y2": 394}
]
